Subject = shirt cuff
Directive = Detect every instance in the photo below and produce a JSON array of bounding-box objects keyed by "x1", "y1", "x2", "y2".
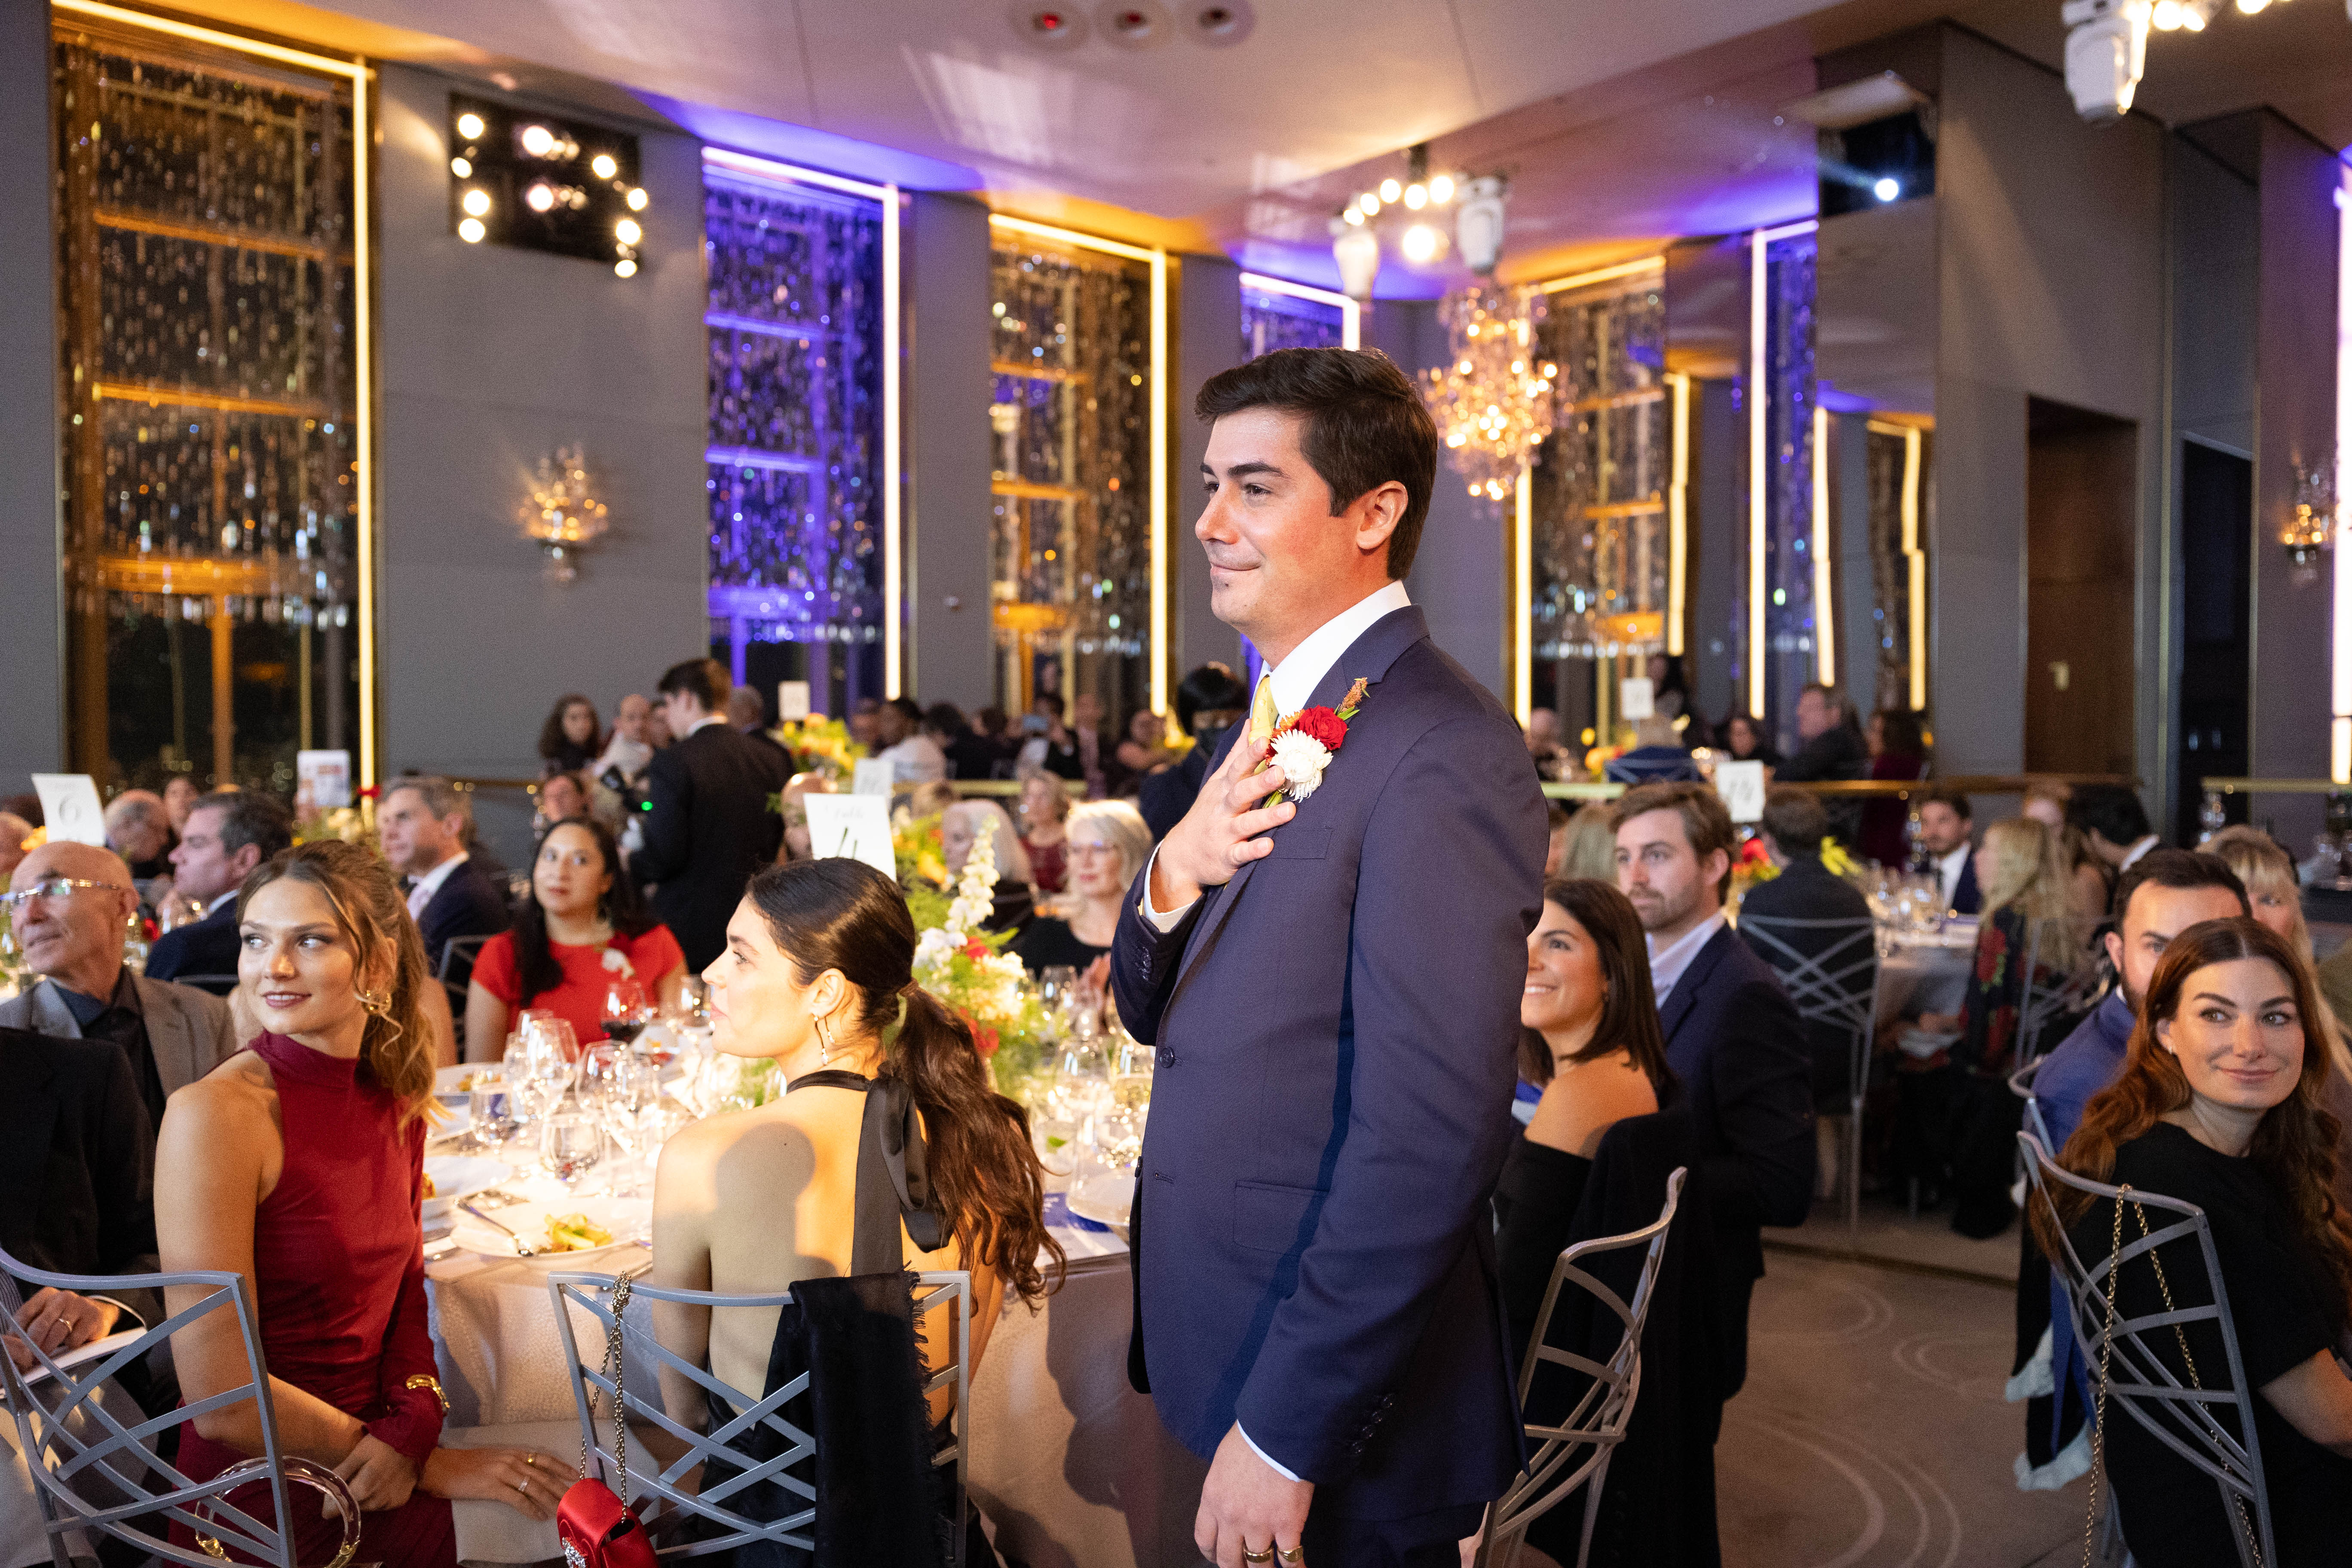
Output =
[
  {"x1": 1137, "y1": 847, "x2": 1198, "y2": 932},
  {"x1": 83, "y1": 1295, "x2": 144, "y2": 1330},
  {"x1": 1237, "y1": 1423, "x2": 1302, "y2": 1483}
]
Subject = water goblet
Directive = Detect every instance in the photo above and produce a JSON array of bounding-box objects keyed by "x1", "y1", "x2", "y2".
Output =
[{"x1": 537, "y1": 1107, "x2": 602, "y2": 1190}]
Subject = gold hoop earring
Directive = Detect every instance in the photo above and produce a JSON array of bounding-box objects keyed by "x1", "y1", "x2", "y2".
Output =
[
  {"x1": 815, "y1": 1014, "x2": 833, "y2": 1066},
  {"x1": 355, "y1": 986, "x2": 389, "y2": 1015}
]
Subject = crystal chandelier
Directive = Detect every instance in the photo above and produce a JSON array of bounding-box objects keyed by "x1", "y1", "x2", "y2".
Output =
[
  {"x1": 518, "y1": 446, "x2": 610, "y2": 582},
  {"x1": 1423, "y1": 285, "x2": 1559, "y2": 501}
]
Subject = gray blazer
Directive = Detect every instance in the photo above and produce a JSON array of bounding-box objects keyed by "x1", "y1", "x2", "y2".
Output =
[{"x1": 0, "y1": 974, "x2": 238, "y2": 1099}]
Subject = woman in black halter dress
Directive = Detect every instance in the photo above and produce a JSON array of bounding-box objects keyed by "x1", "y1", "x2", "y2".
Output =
[{"x1": 649, "y1": 858, "x2": 1062, "y2": 1566}]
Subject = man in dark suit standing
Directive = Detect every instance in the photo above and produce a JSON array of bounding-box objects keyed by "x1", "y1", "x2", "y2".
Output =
[
  {"x1": 146, "y1": 790, "x2": 294, "y2": 993},
  {"x1": 1112, "y1": 348, "x2": 1546, "y2": 1568},
  {"x1": 636, "y1": 658, "x2": 791, "y2": 971},
  {"x1": 378, "y1": 776, "x2": 510, "y2": 986},
  {"x1": 1612, "y1": 780, "x2": 1814, "y2": 1396}
]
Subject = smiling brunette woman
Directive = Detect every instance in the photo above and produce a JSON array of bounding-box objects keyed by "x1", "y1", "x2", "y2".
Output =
[
  {"x1": 155, "y1": 841, "x2": 563, "y2": 1568},
  {"x1": 2033, "y1": 917, "x2": 2352, "y2": 1568}
]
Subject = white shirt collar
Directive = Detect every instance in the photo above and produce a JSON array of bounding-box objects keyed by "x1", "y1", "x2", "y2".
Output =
[
  {"x1": 1935, "y1": 842, "x2": 1971, "y2": 901},
  {"x1": 1263, "y1": 581, "x2": 1412, "y2": 716},
  {"x1": 1645, "y1": 910, "x2": 1726, "y2": 1003},
  {"x1": 408, "y1": 850, "x2": 469, "y2": 912},
  {"x1": 204, "y1": 890, "x2": 239, "y2": 917},
  {"x1": 688, "y1": 715, "x2": 728, "y2": 735}
]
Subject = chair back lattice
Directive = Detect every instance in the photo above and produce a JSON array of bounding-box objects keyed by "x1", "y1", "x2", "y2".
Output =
[
  {"x1": 438, "y1": 933, "x2": 493, "y2": 987},
  {"x1": 2016, "y1": 1133, "x2": 2277, "y2": 1568},
  {"x1": 1474, "y1": 1167, "x2": 1686, "y2": 1568},
  {"x1": 2015, "y1": 919, "x2": 2102, "y2": 1069},
  {"x1": 2008, "y1": 1056, "x2": 2054, "y2": 1155},
  {"x1": 0, "y1": 1245, "x2": 329, "y2": 1568},
  {"x1": 1739, "y1": 913, "x2": 1879, "y2": 1227},
  {"x1": 547, "y1": 1269, "x2": 973, "y2": 1567}
]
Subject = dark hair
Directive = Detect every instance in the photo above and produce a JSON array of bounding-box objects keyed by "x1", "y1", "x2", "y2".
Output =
[
  {"x1": 1720, "y1": 714, "x2": 1767, "y2": 757},
  {"x1": 888, "y1": 696, "x2": 925, "y2": 726},
  {"x1": 1032, "y1": 692, "x2": 1064, "y2": 720},
  {"x1": 1759, "y1": 787, "x2": 1829, "y2": 858},
  {"x1": 1519, "y1": 878, "x2": 1677, "y2": 1099},
  {"x1": 744, "y1": 858, "x2": 1062, "y2": 1305},
  {"x1": 2032, "y1": 917, "x2": 2352, "y2": 1328},
  {"x1": 511, "y1": 816, "x2": 651, "y2": 1006},
  {"x1": 973, "y1": 706, "x2": 1008, "y2": 738},
  {"x1": 924, "y1": 702, "x2": 969, "y2": 738},
  {"x1": 1175, "y1": 663, "x2": 1250, "y2": 736},
  {"x1": 193, "y1": 789, "x2": 292, "y2": 864},
  {"x1": 2111, "y1": 847, "x2": 2247, "y2": 929},
  {"x1": 1917, "y1": 786, "x2": 1971, "y2": 823},
  {"x1": 2070, "y1": 784, "x2": 2151, "y2": 848},
  {"x1": 1610, "y1": 780, "x2": 1736, "y2": 902},
  {"x1": 537, "y1": 693, "x2": 602, "y2": 763},
  {"x1": 1874, "y1": 708, "x2": 1926, "y2": 758},
  {"x1": 1195, "y1": 346, "x2": 1438, "y2": 578},
  {"x1": 1546, "y1": 800, "x2": 1572, "y2": 831},
  {"x1": 1799, "y1": 683, "x2": 1851, "y2": 724},
  {"x1": 657, "y1": 658, "x2": 730, "y2": 713}
]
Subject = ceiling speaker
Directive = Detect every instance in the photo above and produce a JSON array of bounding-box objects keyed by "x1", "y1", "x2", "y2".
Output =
[
  {"x1": 1190, "y1": 0, "x2": 1253, "y2": 45},
  {"x1": 1097, "y1": 0, "x2": 1170, "y2": 47},
  {"x1": 1009, "y1": 5, "x2": 1088, "y2": 48}
]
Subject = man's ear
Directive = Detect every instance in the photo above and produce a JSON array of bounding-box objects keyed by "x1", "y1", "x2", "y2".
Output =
[{"x1": 1349, "y1": 480, "x2": 1407, "y2": 558}]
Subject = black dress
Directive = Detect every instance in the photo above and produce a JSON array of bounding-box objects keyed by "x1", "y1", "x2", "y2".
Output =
[
  {"x1": 695, "y1": 1070, "x2": 994, "y2": 1568},
  {"x1": 1493, "y1": 1135, "x2": 1596, "y2": 1365},
  {"x1": 2064, "y1": 1121, "x2": 2352, "y2": 1568},
  {"x1": 1009, "y1": 917, "x2": 1109, "y2": 975}
]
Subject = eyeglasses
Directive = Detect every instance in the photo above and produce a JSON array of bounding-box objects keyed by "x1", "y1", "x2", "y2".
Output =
[{"x1": 0, "y1": 876, "x2": 132, "y2": 910}]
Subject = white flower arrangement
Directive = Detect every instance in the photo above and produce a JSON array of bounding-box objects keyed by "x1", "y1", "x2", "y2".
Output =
[{"x1": 1268, "y1": 729, "x2": 1335, "y2": 800}]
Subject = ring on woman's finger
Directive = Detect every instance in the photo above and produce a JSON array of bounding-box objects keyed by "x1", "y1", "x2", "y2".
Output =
[
  {"x1": 1277, "y1": 1549, "x2": 1303, "y2": 1565},
  {"x1": 516, "y1": 1479, "x2": 530, "y2": 1496},
  {"x1": 1242, "y1": 1549, "x2": 1276, "y2": 1565},
  {"x1": 522, "y1": 1455, "x2": 538, "y2": 1467}
]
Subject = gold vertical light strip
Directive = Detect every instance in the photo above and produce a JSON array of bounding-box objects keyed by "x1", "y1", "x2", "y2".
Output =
[
  {"x1": 54, "y1": 0, "x2": 377, "y2": 784},
  {"x1": 1902, "y1": 427, "x2": 1926, "y2": 710},
  {"x1": 1237, "y1": 271, "x2": 1360, "y2": 350},
  {"x1": 882, "y1": 181, "x2": 902, "y2": 698},
  {"x1": 1513, "y1": 468, "x2": 1532, "y2": 725},
  {"x1": 2334, "y1": 165, "x2": 2352, "y2": 784},
  {"x1": 1666, "y1": 372, "x2": 1689, "y2": 658},
  {"x1": 1811, "y1": 403, "x2": 1834, "y2": 684},
  {"x1": 1748, "y1": 229, "x2": 1767, "y2": 717}
]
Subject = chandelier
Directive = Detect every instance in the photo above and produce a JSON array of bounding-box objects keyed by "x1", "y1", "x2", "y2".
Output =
[
  {"x1": 518, "y1": 446, "x2": 610, "y2": 582},
  {"x1": 1423, "y1": 285, "x2": 1559, "y2": 501}
]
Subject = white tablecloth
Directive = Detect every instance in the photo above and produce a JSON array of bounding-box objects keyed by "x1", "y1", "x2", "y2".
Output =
[{"x1": 1874, "y1": 936, "x2": 1975, "y2": 1026}]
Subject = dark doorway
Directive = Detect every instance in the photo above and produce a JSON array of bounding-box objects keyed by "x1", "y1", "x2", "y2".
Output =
[
  {"x1": 2174, "y1": 441, "x2": 2254, "y2": 842},
  {"x1": 2025, "y1": 400, "x2": 2138, "y2": 779}
]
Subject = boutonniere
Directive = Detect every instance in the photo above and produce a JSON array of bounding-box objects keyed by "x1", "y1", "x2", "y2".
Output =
[{"x1": 1260, "y1": 677, "x2": 1371, "y2": 804}]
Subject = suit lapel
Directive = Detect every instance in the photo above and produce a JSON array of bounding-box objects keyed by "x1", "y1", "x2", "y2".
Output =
[
  {"x1": 1657, "y1": 925, "x2": 1732, "y2": 1046},
  {"x1": 29, "y1": 981, "x2": 80, "y2": 1038}
]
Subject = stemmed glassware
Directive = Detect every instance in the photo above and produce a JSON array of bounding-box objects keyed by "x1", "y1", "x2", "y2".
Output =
[
  {"x1": 507, "y1": 1014, "x2": 579, "y2": 1130},
  {"x1": 599, "y1": 974, "x2": 652, "y2": 1049},
  {"x1": 581, "y1": 1043, "x2": 660, "y2": 1194}
]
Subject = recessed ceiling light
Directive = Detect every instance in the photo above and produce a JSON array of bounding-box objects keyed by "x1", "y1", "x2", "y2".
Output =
[
  {"x1": 626, "y1": 187, "x2": 649, "y2": 211},
  {"x1": 591, "y1": 153, "x2": 619, "y2": 179},
  {"x1": 455, "y1": 111, "x2": 485, "y2": 141},
  {"x1": 458, "y1": 216, "x2": 485, "y2": 243},
  {"x1": 615, "y1": 258, "x2": 637, "y2": 278},
  {"x1": 519, "y1": 124, "x2": 556, "y2": 158},
  {"x1": 525, "y1": 183, "x2": 556, "y2": 213},
  {"x1": 461, "y1": 187, "x2": 491, "y2": 217},
  {"x1": 450, "y1": 156, "x2": 471, "y2": 178},
  {"x1": 615, "y1": 217, "x2": 643, "y2": 245}
]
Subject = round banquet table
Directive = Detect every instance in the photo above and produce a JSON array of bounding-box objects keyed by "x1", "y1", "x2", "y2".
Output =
[{"x1": 1873, "y1": 926, "x2": 1978, "y2": 1028}]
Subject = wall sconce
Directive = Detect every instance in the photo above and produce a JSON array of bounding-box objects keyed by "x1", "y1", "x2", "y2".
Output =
[
  {"x1": 519, "y1": 446, "x2": 609, "y2": 582},
  {"x1": 2285, "y1": 458, "x2": 2342, "y2": 577}
]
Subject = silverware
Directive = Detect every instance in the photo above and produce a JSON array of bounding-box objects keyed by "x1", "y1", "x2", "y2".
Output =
[
  {"x1": 469, "y1": 1189, "x2": 527, "y2": 1210},
  {"x1": 459, "y1": 1202, "x2": 536, "y2": 1257}
]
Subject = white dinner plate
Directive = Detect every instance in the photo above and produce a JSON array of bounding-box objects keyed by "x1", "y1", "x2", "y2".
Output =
[
  {"x1": 435, "y1": 1064, "x2": 500, "y2": 1099},
  {"x1": 422, "y1": 1155, "x2": 510, "y2": 1222},
  {"x1": 1897, "y1": 1027, "x2": 1960, "y2": 1060},
  {"x1": 450, "y1": 1194, "x2": 651, "y2": 1260},
  {"x1": 1066, "y1": 1175, "x2": 1133, "y2": 1231}
]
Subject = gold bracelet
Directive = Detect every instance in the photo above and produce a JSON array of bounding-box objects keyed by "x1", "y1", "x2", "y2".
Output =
[{"x1": 404, "y1": 1374, "x2": 450, "y2": 1415}]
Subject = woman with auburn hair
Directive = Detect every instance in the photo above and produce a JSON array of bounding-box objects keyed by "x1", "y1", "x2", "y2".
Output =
[
  {"x1": 2031, "y1": 918, "x2": 2352, "y2": 1567},
  {"x1": 156, "y1": 842, "x2": 565, "y2": 1568}
]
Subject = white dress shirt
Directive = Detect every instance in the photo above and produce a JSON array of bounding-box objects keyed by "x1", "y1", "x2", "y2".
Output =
[
  {"x1": 880, "y1": 734, "x2": 948, "y2": 784},
  {"x1": 1933, "y1": 844, "x2": 1971, "y2": 910},
  {"x1": 1645, "y1": 910, "x2": 1727, "y2": 1004},
  {"x1": 406, "y1": 850, "x2": 469, "y2": 921}
]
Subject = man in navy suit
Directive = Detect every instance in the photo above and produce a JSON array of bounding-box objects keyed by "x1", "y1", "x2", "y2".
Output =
[
  {"x1": 146, "y1": 790, "x2": 293, "y2": 993},
  {"x1": 1916, "y1": 788, "x2": 1980, "y2": 914},
  {"x1": 1112, "y1": 348, "x2": 1546, "y2": 1568},
  {"x1": 377, "y1": 776, "x2": 510, "y2": 998},
  {"x1": 635, "y1": 658, "x2": 792, "y2": 971},
  {"x1": 1611, "y1": 781, "x2": 1814, "y2": 1396}
]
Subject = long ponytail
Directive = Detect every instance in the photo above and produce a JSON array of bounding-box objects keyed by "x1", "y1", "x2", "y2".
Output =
[{"x1": 745, "y1": 858, "x2": 1064, "y2": 1303}]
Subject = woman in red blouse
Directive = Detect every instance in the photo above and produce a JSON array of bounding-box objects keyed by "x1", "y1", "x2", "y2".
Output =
[
  {"x1": 156, "y1": 840, "x2": 561, "y2": 1568},
  {"x1": 464, "y1": 815, "x2": 685, "y2": 1059}
]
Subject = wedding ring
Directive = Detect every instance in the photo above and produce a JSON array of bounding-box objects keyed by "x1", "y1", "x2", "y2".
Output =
[
  {"x1": 523, "y1": 1455, "x2": 538, "y2": 1467},
  {"x1": 517, "y1": 1479, "x2": 531, "y2": 1495},
  {"x1": 1242, "y1": 1550, "x2": 1275, "y2": 1565},
  {"x1": 1277, "y1": 1550, "x2": 1304, "y2": 1565}
]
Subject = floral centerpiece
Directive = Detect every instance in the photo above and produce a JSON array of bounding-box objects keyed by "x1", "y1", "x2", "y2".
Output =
[
  {"x1": 294, "y1": 787, "x2": 379, "y2": 853},
  {"x1": 907, "y1": 824, "x2": 1051, "y2": 1106},
  {"x1": 775, "y1": 716, "x2": 864, "y2": 783},
  {"x1": 893, "y1": 812, "x2": 953, "y2": 934}
]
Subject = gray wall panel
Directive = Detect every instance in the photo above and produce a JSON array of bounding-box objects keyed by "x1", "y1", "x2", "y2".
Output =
[
  {"x1": 1, "y1": 0, "x2": 61, "y2": 778},
  {"x1": 905, "y1": 192, "x2": 995, "y2": 712},
  {"x1": 1176, "y1": 254, "x2": 1245, "y2": 683}
]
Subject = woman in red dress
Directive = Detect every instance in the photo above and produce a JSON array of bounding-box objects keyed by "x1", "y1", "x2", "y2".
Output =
[
  {"x1": 156, "y1": 840, "x2": 563, "y2": 1568},
  {"x1": 465, "y1": 815, "x2": 685, "y2": 1059}
]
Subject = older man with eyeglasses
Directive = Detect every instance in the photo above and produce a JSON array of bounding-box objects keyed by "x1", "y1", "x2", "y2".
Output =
[{"x1": 0, "y1": 840, "x2": 236, "y2": 1128}]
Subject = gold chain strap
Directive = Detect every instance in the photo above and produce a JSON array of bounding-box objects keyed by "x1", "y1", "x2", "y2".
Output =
[
  {"x1": 2080, "y1": 1186, "x2": 2126, "y2": 1568},
  {"x1": 580, "y1": 1268, "x2": 650, "y2": 1501}
]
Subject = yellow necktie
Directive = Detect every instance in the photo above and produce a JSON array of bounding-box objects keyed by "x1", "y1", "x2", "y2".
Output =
[{"x1": 1247, "y1": 671, "x2": 1279, "y2": 747}]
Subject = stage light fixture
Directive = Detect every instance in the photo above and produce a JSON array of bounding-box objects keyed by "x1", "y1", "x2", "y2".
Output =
[
  {"x1": 1874, "y1": 176, "x2": 1902, "y2": 201},
  {"x1": 461, "y1": 187, "x2": 491, "y2": 217},
  {"x1": 1405, "y1": 183, "x2": 1427, "y2": 209},
  {"x1": 626, "y1": 187, "x2": 648, "y2": 211},
  {"x1": 1379, "y1": 178, "x2": 1401, "y2": 202},
  {"x1": 591, "y1": 152, "x2": 619, "y2": 179},
  {"x1": 615, "y1": 217, "x2": 642, "y2": 245},
  {"x1": 458, "y1": 216, "x2": 486, "y2": 243},
  {"x1": 450, "y1": 156, "x2": 471, "y2": 178},
  {"x1": 456, "y1": 111, "x2": 485, "y2": 141},
  {"x1": 520, "y1": 124, "x2": 556, "y2": 157},
  {"x1": 1401, "y1": 222, "x2": 1442, "y2": 263},
  {"x1": 450, "y1": 95, "x2": 644, "y2": 265},
  {"x1": 1431, "y1": 173, "x2": 1456, "y2": 204},
  {"x1": 1358, "y1": 191, "x2": 1380, "y2": 216},
  {"x1": 615, "y1": 258, "x2": 637, "y2": 278},
  {"x1": 526, "y1": 183, "x2": 556, "y2": 213}
]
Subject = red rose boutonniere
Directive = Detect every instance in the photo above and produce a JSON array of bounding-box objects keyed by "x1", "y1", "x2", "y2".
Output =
[{"x1": 1261, "y1": 677, "x2": 1371, "y2": 804}]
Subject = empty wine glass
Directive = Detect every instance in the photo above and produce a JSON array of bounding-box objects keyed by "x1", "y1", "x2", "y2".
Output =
[{"x1": 538, "y1": 1107, "x2": 602, "y2": 1189}]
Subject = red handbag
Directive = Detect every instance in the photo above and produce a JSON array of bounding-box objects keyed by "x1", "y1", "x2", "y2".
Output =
[{"x1": 558, "y1": 1270, "x2": 659, "y2": 1568}]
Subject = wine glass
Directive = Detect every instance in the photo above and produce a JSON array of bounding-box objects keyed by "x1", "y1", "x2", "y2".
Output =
[
  {"x1": 508, "y1": 1017, "x2": 578, "y2": 1127},
  {"x1": 600, "y1": 974, "x2": 652, "y2": 1049},
  {"x1": 538, "y1": 1107, "x2": 602, "y2": 1190}
]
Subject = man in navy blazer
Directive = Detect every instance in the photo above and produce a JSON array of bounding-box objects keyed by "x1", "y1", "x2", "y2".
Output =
[
  {"x1": 1112, "y1": 349, "x2": 1546, "y2": 1568},
  {"x1": 378, "y1": 777, "x2": 511, "y2": 998},
  {"x1": 146, "y1": 790, "x2": 293, "y2": 993},
  {"x1": 1611, "y1": 781, "x2": 1815, "y2": 1397}
]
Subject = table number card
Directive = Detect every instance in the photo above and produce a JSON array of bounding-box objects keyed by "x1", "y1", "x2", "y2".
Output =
[
  {"x1": 776, "y1": 681, "x2": 812, "y2": 721},
  {"x1": 31, "y1": 775, "x2": 107, "y2": 845},
  {"x1": 803, "y1": 794, "x2": 896, "y2": 880},
  {"x1": 1617, "y1": 677, "x2": 1655, "y2": 722},
  {"x1": 297, "y1": 750, "x2": 352, "y2": 810},
  {"x1": 1715, "y1": 760, "x2": 1767, "y2": 824},
  {"x1": 851, "y1": 758, "x2": 896, "y2": 797}
]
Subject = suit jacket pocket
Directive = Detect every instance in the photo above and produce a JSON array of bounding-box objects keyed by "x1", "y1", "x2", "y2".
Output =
[
  {"x1": 1234, "y1": 1179, "x2": 1323, "y2": 1254},
  {"x1": 1264, "y1": 826, "x2": 1333, "y2": 861}
]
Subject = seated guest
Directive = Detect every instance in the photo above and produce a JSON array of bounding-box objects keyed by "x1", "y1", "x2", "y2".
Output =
[
  {"x1": 1859, "y1": 709, "x2": 1928, "y2": 868},
  {"x1": 531, "y1": 769, "x2": 591, "y2": 835},
  {"x1": 1016, "y1": 766, "x2": 1071, "y2": 894},
  {"x1": 1716, "y1": 711, "x2": 1780, "y2": 771},
  {"x1": 727, "y1": 687, "x2": 799, "y2": 775},
  {"x1": 1738, "y1": 787, "x2": 1875, "y2": 1192},
  {"x1": 873, "y1": 696, "x2": 947, "y2": 785},
  {"x1": 594, "y1": 693, "x2": 657, "y2": 791},
  {"x1": 162, "y1": 776, "x2": 201, "y2": 838},
  {"x1": 1112, "y1": 709, "x2": 1180, "y2": 789},
  {"x1": 464, "y1": 817, "x2": 686, "y2": 1062},
  {"x1": 774, "y1": 772, "x2": 833, "y2": 865},
  {"x1": 1542, "y1": 801, "x2": 1570, "y2": 878},
  {"x1": 1524, "y1": 706, "x2": 1577, "y2": 782},
  {"x1": 940, "y1": 801, "x2": 1035, "y2": 934},
  {"x1": 536, "y1": 692, "x2": 603, "y2": 777},
  {"x1": 104, "y1": 790, "x2": 174, "y2": 884},
  {"x1": 2033, "y1": 918, "x2": 2352, "y2": 1568},
  {"x1": 1914, "y1": 788, "x2": 1978, "y2": 911},
  {"x1": 1776, "y1": 684, "x2": 1866, "y2": 784},
  {"x1": 147, "y1": 790, "x2": 295, "y2": 994},
  {"x1": 1612, "y1": 782, "x2": 1813, "y2": 1394},
  {"x1": 1014, "y1": 801, "x2": 1151, "y2": 975},
  {"x1": 376, "y1": 775, "x2": 511, "y2": 988},
  {"x1": 926, "y1": 702, "x2": 1000, "y2": 784},
  {"x1": 157, "y1": 842, "x2": 564, "y2": 1568},
  {"x1": 1, "y1": 841, "x2": 236, "y2": 1128},
  {"x1": 1495, "y1": 878, "x2": 1674, "y2": 1355},
  {"x1": 2023, "y1": 781, "x2": 2110, "y2": 928},
  {"x1": 1910, "y1": 818, "x2": 2086, "y2": 1236},
  {"x1": 1558, "y1": 801, "x2": 1618, "y2": 882},
  {"x1": 846, "y1": 695, "x2": 883, "y2": 751},
  {"x1": 650, "y1": 859, "x2": 1060, "y2": 1564},
  {"x1": 2204, "y1": 825, "x2": 2311, "y2": 959},
  {"x1": 1138, "y1": 663, "x2": 1249, "y2": 840},
  {"x1": 2071, "y1": 783, "x2": 2159, "y2": 874},
  {"x1": 1016, "y1": 693, "x2": 1084, "y2": 784},
  {"x1": 1602, "y1": 711, "x2": 1701, "y2": 786}
]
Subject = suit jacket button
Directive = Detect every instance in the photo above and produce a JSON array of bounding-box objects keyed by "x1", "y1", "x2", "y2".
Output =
[{"x1": 1157, "y1": 1048, "x2": 1176, "y2": 1069}]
